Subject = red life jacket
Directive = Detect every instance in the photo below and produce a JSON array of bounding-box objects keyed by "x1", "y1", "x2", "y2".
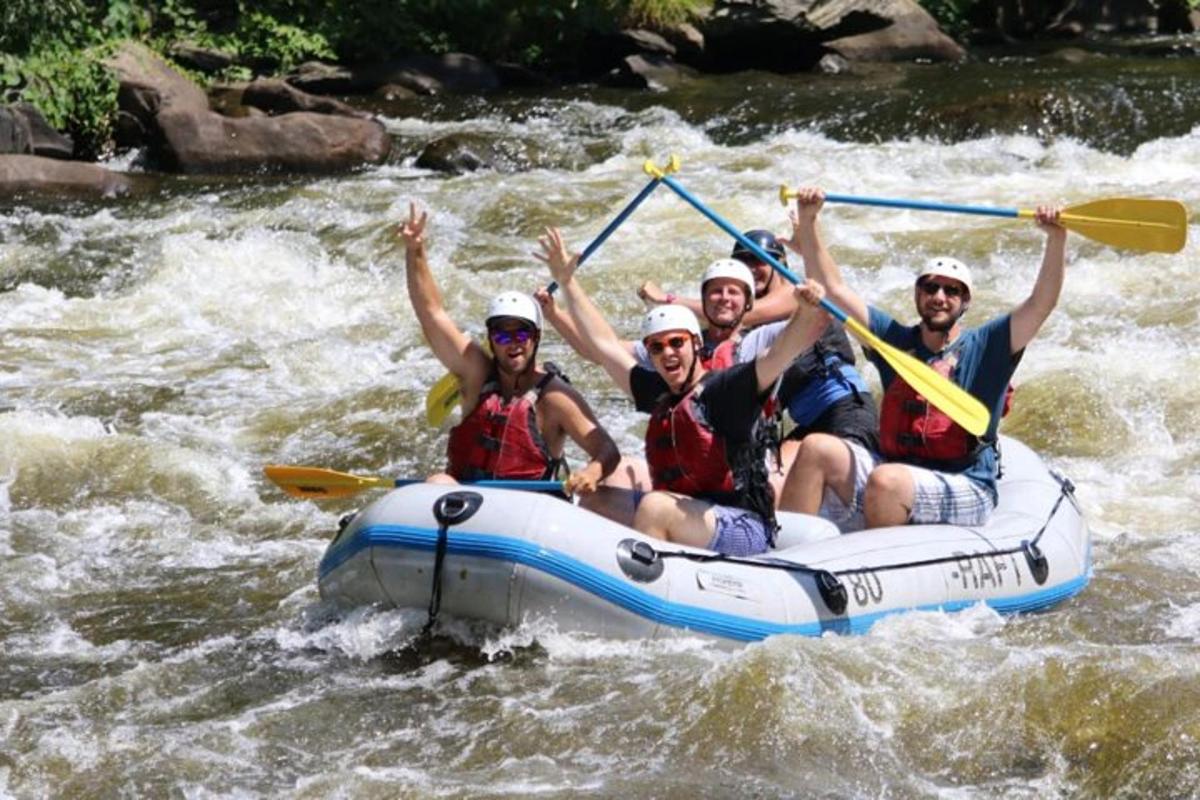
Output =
[
  {"x1": 701, "y1": 337, "x2": 738, "y2": 371},
  {"x1": 644, "y1": 382, "x2": 736, "y2": 499},
  {"x1": 446, "y1": 371, "x2": 561, "y2": 481},
  {"x1": 879, "y1": 352, "x2": 1014, "y2": 469}
]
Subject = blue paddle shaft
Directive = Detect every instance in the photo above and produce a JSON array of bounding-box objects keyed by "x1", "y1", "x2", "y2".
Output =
[
  {"x1": 659, "y1": 175, "x2": 850, "y2": 324},
  {"x1": 546, "y1": 177, "x2": 662, "y2": 294},
  {"x1": 825, "y1": 193, "x2": 1020, "y2": 219},
  {"x1": 392, "y1": 478, "x2": 563, "y2": 492}
]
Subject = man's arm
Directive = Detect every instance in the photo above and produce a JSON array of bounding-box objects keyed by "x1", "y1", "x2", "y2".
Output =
[
  {"x1": 397, "y1": 202, "x2": 487, "y2": 379},
  {"x1": 753, "y1": 280, "x2": 831, "y2": 393},
  {"x1": 740, "y1": 285, "x2": 799, "y2": 327},
  {"x1": 534, "y1": 227, "x2": 638, "y2": 396},
  {"x1": 784, "y1": 188, "x2": 869, "y2": 326},
  {"x1": 637, "y1": 281, "x2": 705, "y2": 319},
  {"x1": 639, "y1": 281, "x2": 798, "y2": 328},
  {"x1": 542, "y1": 381, "x2": 621, "y2": 496},
  {"x1": 1009, "y1": 206, "x2": 1067, "y2": 354}
]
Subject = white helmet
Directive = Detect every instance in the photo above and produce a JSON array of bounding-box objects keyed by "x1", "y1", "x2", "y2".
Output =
[
  {"x1": 918, "y1": 257, "x2": 973, "y2": 296},
  {"x1": 485, "y1": 291, "x2": 542, "y2": 330},
  {"x1": 641, "y1": 305, "x2": 702, "y2": 341},
  {"x1": 701, "y1": 258, "x2": 755, "y2": 312}
]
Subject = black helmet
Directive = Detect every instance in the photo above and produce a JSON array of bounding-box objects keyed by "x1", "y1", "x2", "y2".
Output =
[{"x1": 731, "y1": 229, "x2": 785, "y2": 263}]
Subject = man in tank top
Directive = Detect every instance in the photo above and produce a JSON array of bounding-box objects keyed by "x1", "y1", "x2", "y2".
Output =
[{"x1": 397, "y1": 202, "x2": 619, "y2": 496}]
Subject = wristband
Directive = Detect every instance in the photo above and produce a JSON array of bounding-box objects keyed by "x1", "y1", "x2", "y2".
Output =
[{"x1": 664, "y1": 293, "x2": 676, "y2": 304}]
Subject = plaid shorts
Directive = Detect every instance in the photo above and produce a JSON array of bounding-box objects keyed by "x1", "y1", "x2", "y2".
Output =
[
  {"x1": 708, "y1": 505, "x2": 771, "y2": 556},
  {"x1": 818, "y1": 441, "x2": 995, "y2": 529},
  {"x1": 905, "y1": 464, "x2": 995, "y2": 526},
  {"x1": 819, "y1": 439, "x2": 879, "y2": 532}
]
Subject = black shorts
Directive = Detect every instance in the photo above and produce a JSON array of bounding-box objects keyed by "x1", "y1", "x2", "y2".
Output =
[{"x1": 785, "y1": 392, "x2": 880, "y2": 452}]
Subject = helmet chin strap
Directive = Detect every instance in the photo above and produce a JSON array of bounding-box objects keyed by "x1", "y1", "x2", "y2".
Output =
[
  {"x1": 680, "y1": 334, "x2": 702, "y2": 393},
  {"x1": 760, "y1": 267, "x2": 774, "y2": 295}
]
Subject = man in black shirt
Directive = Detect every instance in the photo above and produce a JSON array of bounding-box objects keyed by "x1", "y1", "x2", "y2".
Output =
[{"x1": 535, "y1": 227, "x2": 830, "y2": 555}]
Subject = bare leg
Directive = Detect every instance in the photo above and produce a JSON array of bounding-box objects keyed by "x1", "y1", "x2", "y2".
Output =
[
  {"x1": 778, "y1": 433, "x2": 855, "y2": 514},
  {"x1": 770, "y1": 439, "x2": 803, "y2": 509},
  {"x1": 578, "y1": 456, "x2": 652, "y2": 528},
  {"x1": 863, "y1": 464, "x2": 915, "y2": 528},
  {"x1": 426, "y1": 472, "x2": 459, "y2": 485},
  {"x1": 633, "y1": 491, "x2": 717, "y2": 548},
  {"x1": 578, "y1": 487, "x2": 640, "y2": 528}
]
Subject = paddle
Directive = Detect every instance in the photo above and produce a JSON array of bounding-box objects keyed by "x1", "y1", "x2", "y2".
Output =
[
  {"x1": 423, "y1": 155, "x2": 682, "y2": 427},
  {"x1": 646, "y1": 159, "x2": 990, "y2": 436},
  {"x1": 778, "y1": 187, "x2": 1188, "y2": 254},
  {"x1": 264, "y1": 464, "x2": 565, "y2": 500}
]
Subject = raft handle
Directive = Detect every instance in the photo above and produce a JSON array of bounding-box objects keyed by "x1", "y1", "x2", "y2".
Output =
[
  {"x1": 1022, "y1": 540, "x2": 1050, "y2": 585},
  {"x1": 815, "y1": 570, "x2": 848, "y2": 616}
]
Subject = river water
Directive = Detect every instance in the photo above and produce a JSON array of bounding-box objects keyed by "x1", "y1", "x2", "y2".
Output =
[{"x1": 2, "y1": 54, "x2": 1199, "y2": 797}]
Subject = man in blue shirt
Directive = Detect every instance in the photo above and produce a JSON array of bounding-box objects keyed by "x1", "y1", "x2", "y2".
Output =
[{"x1": 778, "y1": 187, "x2": 1067, "y2": 530}]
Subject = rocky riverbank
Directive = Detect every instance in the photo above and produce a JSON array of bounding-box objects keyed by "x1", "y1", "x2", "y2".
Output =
[{"x1": 1, "y1": 0, "x2": 1197, "y2": 199}]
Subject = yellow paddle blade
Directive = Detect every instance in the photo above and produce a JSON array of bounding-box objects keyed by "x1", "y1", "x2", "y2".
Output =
[
  {"x1": 1022, "y1": 197, "x2": 1188, "y2": 254},
  {"x1": 263, "y1": 465, "x2": 391, "y2": 500},
  {"x1": 425, "y1": 371, "x2": 462, "y2": 427},
  {"x1": 844, "y1": 318, "x2": 991, "y2": 437}
]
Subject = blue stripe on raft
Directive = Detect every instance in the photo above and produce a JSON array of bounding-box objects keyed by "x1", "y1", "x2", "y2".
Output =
[{"x1": 320, "y1": 524, "x2": 1091, "y2": 641}]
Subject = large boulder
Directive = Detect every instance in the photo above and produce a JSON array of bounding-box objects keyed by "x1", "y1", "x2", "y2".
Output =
[
  {"x1": 368, "y1": 53, "x2": 502, "y2": 95},
  {"x1": 12, "y1": 103, "x2": 74, "y2": 159},
  {"x1": 581, "y1": 29, "x2": 677, "y2": 76},
  {"x1": 601, "y1": 54, "x2": 700, "y2": 91},
  {"x1": 0, "y1": 108, "x2": 33, "y2": 155},
  {"x1": 703, "y1": 0, "x2": 964, "y2": 71},
  {"x1": 241, "y1": 79, "x2": 371, "y2": 119},
  {"x1": 105, "y1": 41, "x2": 210, "y2": 129},
  {"x1": 0, "y1": 154, "x2": 133, "y2": 199},
  {"x1": 153, "y1": 110, "x2": 391, "y2": 174},
  {"x1": 824, "y1": 0, "x2": 967, "y2": 61},
  {"x1": 286, "y1": 54, "x2": 501, "y2": 96}
]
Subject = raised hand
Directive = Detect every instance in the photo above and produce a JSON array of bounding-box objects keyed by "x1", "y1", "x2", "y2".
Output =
[
  {"x1": 396, "y1": 201, "x2": 428, "y2": 250},
  {"x1": 784, "y1": 186, "x2": 825, "y2": 252},
  {"x1": 637, "y1": 280, "x2": 670, "y2": 305},
  {"x1": 533, "y1": 227, "x2": 581, "y2": 286},
  {"x1": 796, "y1": 277, "x2": 826, "y2": 308},
  {"x1": 1034, "y1": 204, "x2": 1066, "y2": 237}
]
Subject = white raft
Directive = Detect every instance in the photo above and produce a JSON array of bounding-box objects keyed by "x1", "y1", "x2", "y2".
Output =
[{"x1": 318, "y1": 437, "x2": 1090, "y2": 641}]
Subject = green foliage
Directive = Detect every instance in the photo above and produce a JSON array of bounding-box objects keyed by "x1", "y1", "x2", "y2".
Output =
[
  {"x1": 915, "y1": 0, "x2": 976, "y2": 36},
  {"x1": 1, "y1": 0, "x2": 95, "y2": 56},
  {"x1": 3, "y1": 42, "x2": 119, "y2": 159},
  {"x1": 223, "y1": 8, "x2": 335, "y2": 71},
  {"x1": 620, "y1": 0, "x2": 709, "y2": 29}
]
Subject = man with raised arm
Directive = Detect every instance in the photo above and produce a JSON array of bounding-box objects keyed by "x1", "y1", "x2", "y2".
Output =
[
  {"x1": 397, "y1": 203, "x2": 619, "y2": 496},
  {"x1": 779, "y1": 187, "x2": 1067, "y2": 530},
  {"x1": 534, "y1": 227, "x2": 831, "y2": 556},
  {"x1": 549, "y1": 228, "x2": 879, "y2": 507}
]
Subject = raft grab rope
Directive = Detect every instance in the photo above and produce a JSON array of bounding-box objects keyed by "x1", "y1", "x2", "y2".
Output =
[{"x1": 621, "y1": 472, "x2": 1079, "y2": 616}]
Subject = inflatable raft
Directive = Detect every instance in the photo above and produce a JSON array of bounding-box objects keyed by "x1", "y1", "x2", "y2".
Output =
[{"x1": 318, "y1": 437, "x2": 1090, "y2": 641}]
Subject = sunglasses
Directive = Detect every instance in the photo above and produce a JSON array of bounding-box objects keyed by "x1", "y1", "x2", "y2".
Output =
[
  {"x1": 918, "y1": 280, "x2": 965, "y2": 299},
  {"x1": 489, "y1": 327, "x2": 536, "y2": 345},
  {"x1": 646, "y1": 335, "x2": 689, "y2": 356}
]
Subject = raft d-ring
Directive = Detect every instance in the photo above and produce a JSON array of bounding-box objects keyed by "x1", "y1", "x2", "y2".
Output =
[
  {"x1": 616, "y1": 539, "x2": 665, "y2": 583},
  {"x1": 433, "y1": 491, "x2": 483, "y2": 527}
]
